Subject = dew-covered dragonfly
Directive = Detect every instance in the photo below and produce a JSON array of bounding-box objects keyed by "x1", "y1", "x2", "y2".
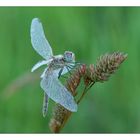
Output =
[{"x1": 30, "y1": 18, "x2": 78, "y2": 117}]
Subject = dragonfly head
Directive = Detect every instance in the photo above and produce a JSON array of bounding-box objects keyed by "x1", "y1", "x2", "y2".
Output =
[{"x1": 63, "y1": 51, "x2": 75, "y2": 63}]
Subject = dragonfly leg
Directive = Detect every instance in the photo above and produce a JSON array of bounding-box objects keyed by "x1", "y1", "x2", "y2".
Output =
[
  {"x1": 66, "y1": 66, "x2": 72, "y2": 75},
  {"x1": 70, "y1": 61, "x2": 81, "y2": 66},
  {"x1": 67, "y1": 64, "x2": 75, "y2": 69},
  {"x1": 58, "y1": 67, "x2": 64, "y2": 79},
  {"x1": 68, "y1": 62, "x2": 81, "y2": 70}
]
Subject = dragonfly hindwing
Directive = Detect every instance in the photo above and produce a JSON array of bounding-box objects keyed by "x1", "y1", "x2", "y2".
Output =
[{"x1": 40, "y1": 71, "x2": 78, "y2": 112}]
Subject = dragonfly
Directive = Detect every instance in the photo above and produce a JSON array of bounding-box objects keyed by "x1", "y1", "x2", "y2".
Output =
[{"x1": 30, "y1": 18, "x2": 78, "y2": 117}]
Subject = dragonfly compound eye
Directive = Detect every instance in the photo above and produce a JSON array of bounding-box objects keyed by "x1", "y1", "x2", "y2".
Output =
[{"x1": 64, "y1": 51, "x2": 75, "y2": 62}]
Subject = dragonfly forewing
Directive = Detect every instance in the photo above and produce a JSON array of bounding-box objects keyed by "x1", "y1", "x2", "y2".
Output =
[
  {"x1": 40, "y1": 71, "x2": 78, "y2": 112},
  {"x1": 31, "y1": 59, "x2": 52, "y2": 72},
  {"x1": 31, "y1": 18, "x2": 53, "y2": 60}
]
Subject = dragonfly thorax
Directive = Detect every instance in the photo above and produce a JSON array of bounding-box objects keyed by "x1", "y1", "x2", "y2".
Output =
[
  {"x1": 48, "y1": 56, "x2": 65, "y2": 71},
  {"x1": 49, "y1": 52, "x2": 75, "y2": 71}
]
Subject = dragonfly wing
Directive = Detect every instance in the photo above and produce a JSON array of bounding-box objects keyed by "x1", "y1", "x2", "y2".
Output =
[
  {"x1": 31, "y1": 18, "x2": 53, "y2": 60},
  {"x1": 42, "y1": 92, "x2": 49, "y2": 117},
  {"x1": 40, "y1": 71, "x2": 77, "y2": 112},
  {"x1": 40, "y1": 67, "x2": 48, "y2": 78},
  {"x1": 61, "y1": 66, "x2": 68, "y2": 75},
  {"x1": 31, "y1": 59, "x2": 52, "y2": 72}
]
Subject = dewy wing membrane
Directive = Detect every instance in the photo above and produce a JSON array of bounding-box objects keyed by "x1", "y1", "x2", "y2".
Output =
[
  {"x1": 31, "y1": 18, "x2": 53, "y2": 60},
  {"x1": 40, "y1": 71, "x2": 77, "y2": 112}
]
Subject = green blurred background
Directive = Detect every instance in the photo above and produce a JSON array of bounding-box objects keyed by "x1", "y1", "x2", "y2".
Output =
[{"x1": 0, "y1": 7, "x2": 138, "y2": 133}]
